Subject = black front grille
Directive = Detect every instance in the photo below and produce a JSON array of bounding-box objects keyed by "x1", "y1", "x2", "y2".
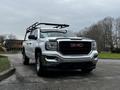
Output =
[{"x1": 59, "y1": 41, "x2": 91, "y2": 55}]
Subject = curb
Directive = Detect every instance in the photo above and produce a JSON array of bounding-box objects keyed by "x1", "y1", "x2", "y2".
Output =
[
  {"x1": 0, "y1": 64, "x2": 16, "y2": 81},
  {"x1": 99, "y1": 59, "x2": 120, "y2": 60}
]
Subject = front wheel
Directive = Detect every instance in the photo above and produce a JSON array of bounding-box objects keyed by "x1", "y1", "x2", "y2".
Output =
[
  {"x1": 22, "y1": 51, "x2": 29, "y2": 65},
  {"x1": 35, "y1": 53, "x2": 45, "y2": 76}
]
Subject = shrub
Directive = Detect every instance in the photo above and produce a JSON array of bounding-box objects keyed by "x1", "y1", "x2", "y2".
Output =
[{"x1": 111, "y1": 48, "x2": 120, "y2": 53}]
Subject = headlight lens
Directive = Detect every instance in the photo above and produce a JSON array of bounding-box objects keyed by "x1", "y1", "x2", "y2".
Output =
[
  {"x1": 92, "y1": 41, "x2": 97, "y2": 50},
  {"x1": 45, "y1": 41, "x2": 57, "y2": 50}
]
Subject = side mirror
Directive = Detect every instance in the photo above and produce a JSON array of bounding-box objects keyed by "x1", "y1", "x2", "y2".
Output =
[{"x1": 28, "y1": 35, "x2": 37, "y2": 40}]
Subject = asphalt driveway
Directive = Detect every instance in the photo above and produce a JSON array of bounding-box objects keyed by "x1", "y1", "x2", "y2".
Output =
[{"x1": 0, "y1": 54, "x2": 120, "y2": 90}]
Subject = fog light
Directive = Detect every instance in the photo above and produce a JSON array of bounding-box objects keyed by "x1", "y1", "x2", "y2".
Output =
[
  {"x1": 46, "y1": 56, "x2": 56, "y2": 59},
  {"x1": 45, "y1": 56, "x2": 58, "y2": 62}
]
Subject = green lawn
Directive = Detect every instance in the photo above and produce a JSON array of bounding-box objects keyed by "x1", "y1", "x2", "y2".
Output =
[
  {"x1": 99, "y1": 52, "x2": 120, "y2": 59},
  {"x1": 0, "y1": 55, "x2": 10, "y2": 73}
]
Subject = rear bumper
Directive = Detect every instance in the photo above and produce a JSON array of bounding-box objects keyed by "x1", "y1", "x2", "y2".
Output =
[{"x1": 41, "y1": 50, "x2": 98, "y2": 69}]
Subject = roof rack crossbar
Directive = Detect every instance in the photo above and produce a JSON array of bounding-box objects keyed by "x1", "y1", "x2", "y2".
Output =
[{"x1": 26, "y1": 22, "x2": 69, "y2": 33}]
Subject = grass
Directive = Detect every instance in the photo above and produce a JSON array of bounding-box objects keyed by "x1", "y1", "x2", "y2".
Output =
[
  {"x1": 99, "y1": 52, "x2": 120, "y2": 59},
  {"x1": 0, "y1": 55, "x2": 10, "y2": 73}
]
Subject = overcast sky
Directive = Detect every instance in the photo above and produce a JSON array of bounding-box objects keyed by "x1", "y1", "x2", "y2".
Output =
[{"x1": 0, "y1": 0, "x2": 120, "y2": 39}]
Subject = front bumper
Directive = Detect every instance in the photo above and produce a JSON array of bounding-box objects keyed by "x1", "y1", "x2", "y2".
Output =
[{"x1": 41, "y1": 50, "x2": 98, "y2": 69}]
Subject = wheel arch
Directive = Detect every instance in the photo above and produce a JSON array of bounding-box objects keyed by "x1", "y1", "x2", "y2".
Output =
[
  {"x1": 22, "y1": 47, "x2": 25, "y2": 55},
  {"x1": 35, "y1": 47, "x2": 42, "y2": 59}
]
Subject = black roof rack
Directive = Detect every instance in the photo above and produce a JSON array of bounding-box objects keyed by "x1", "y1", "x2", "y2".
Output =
[{"x1": 26, "y1": 22, "x2": 69, "y2": 33}]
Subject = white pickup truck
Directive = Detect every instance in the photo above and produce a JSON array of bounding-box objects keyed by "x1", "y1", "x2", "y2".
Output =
[{"x1": 22, "y1": 22, "x2": 98, "y2": 76}]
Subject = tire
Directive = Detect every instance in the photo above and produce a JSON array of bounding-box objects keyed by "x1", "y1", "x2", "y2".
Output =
[
  {"x1": 81, "y1": 68, "x2": 93, "y2": 73},
  {"x1": 35, "y1": 52, "x2": 45, "y2": 76},
  {"x1": 22, "y1": 51, "x2": 29, "y2": 65}
]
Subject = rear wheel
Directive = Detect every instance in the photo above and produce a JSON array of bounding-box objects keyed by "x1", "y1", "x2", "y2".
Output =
[
  {"x1": 22, "y1": 51, "x2": 29, "y2": 65},
  {"x1": 35, "y1": 52, "x2": 45, "y2": 76}
]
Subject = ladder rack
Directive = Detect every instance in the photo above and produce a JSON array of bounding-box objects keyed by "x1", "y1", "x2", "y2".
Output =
[{"x1": 26, "y1": 22, "x2": 69, "y2": 33}]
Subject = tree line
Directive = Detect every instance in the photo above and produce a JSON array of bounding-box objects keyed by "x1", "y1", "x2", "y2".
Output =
[{"x1": 77, "y1": 17, "x2": 120, "y2": 53}]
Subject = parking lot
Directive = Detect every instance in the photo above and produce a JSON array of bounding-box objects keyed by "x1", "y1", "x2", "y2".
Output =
[{"x1": 0, "y1": 54, "x2": 120, "y2": 90}]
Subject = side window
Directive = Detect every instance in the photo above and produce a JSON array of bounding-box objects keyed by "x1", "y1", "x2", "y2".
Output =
[{"x1": 31, "y1": 30, "x2": 38, "y2": 38}]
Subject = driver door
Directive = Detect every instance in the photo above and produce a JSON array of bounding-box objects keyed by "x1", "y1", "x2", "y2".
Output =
[{"x1": 28, "y1": 29, "x2": 38, "y2": 59}]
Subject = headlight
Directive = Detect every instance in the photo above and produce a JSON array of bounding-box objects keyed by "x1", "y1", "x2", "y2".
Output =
[
  {"x1": 92, "y1": 41, "x2": 97, "y2": 50},
  {"x1": 45, "y1": 41, "x2": 57, "y2": 50}
]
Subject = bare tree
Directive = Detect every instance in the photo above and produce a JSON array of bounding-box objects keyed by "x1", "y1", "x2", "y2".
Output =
[
  {"x1": 0, "y1": 35, "x2": 5, "y2": 45},
  {"x1": 7, "y1": 34, "x2": 17, "y2": 40},
  {"x1": 78, "y1": 16, "x2": 114, "y2": 52},
  {"x1": 115, "y1": 17, "x2": 120, "y2": 48}
]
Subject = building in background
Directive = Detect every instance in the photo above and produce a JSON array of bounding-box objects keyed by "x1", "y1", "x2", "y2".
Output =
[{"x1": 4, "y1": 39, "x2": 23, "y2": 51}]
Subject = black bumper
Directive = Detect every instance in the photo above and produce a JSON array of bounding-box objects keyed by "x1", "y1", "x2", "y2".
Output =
[{"x1": 42, "y1": 61, "x2": 96, "y2": 70}]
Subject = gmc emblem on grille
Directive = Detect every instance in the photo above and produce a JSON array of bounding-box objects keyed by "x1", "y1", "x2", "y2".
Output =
[{"x1": 70, "y1": 43, "x2": 84, "y2": 48}]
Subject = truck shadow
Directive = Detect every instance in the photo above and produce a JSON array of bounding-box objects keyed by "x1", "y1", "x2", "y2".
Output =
[
  {"x1": 28, "y1": 63, "x2": 94, "y2": 79},
  {"x1": 43, "y1": 70, "x2": 94, "y2": 79}
]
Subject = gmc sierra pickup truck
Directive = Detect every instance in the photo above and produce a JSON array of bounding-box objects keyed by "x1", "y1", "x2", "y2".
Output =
[{"x1": 22, "y1": 22, "x2": 98, "y2": 76}]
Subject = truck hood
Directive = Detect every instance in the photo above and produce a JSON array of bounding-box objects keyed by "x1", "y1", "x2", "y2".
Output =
[{"x1": 44, "y1": 37, "x2": 94, "y2": 42}]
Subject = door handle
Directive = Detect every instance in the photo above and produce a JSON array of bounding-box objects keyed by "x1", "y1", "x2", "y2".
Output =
[{"x1": 27, "y1": 43, "x2": 32, "y2": 45}]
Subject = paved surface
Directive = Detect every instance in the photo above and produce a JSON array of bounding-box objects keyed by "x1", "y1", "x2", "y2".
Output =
[{"x1": 0, "y1": 54, "x2": 120, "y2": 90}]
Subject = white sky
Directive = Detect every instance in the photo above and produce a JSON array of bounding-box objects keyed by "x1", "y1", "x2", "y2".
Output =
[{"x1": 0, "y1": 0, "x2": 120, "y2": 39}]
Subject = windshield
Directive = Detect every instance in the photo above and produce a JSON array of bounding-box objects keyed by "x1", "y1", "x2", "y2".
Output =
[{"x1": 40, "y1": 31, "x2": 75, "y2": 38}]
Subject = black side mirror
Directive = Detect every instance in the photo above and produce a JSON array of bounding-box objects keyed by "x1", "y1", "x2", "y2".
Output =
[{"x1": 28, "y1": 35, "x2": 37, "y2": 40}]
